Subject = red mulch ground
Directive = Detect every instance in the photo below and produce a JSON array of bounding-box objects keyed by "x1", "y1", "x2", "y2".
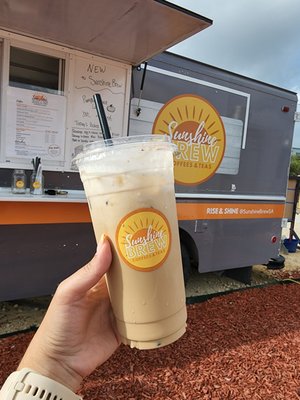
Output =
[{"x1": 1, "y1": 283, "x2": 300, "y2": 399}]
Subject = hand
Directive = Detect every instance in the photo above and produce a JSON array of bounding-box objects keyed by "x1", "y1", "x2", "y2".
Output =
[{"x1": 18, "y1": 235, "x2": 120, "y2": 392}]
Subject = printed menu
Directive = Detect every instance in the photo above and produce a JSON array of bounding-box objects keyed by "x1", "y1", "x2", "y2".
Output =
[{"x1": 6, "y1": 87, "x2": 66, "y2": 161}]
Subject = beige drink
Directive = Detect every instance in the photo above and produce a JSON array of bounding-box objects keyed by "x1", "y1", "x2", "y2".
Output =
[{"x1": 75, "y1": 135, "x2": 187, "y2": 349}]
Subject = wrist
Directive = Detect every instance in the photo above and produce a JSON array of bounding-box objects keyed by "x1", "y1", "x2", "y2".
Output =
[{"x1": 18, "y1": 355, "x2": 83, "y2": 392}]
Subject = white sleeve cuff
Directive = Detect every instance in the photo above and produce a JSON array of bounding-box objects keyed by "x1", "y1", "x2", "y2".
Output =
[{"x1": 0, "y1": 369, "x2": 82, "y2": 400}]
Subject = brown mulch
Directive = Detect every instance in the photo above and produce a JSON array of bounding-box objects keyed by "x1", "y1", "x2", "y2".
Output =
[
  {"x1": 269, "y1": 271, "x2": 300, "y2": 281},
  {"x1": 1, "y1": 283, "x2": 300, "y2": 399}
]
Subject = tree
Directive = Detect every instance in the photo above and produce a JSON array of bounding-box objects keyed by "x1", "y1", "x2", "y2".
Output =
[{"x1": 289, "y1": 153, "x2": 300, "y2": 177}]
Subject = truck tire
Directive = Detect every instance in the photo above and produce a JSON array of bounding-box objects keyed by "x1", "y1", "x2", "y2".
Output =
[
  {"x1": 265, "y1": 255, "x2": 285, "y2": 270},
  {"x1": 181, "y1": 243, "x2": 191, "y2": 285}
]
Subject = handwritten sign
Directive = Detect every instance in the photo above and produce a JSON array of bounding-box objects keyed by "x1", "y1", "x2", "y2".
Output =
[{"x1": 69, "y1": 55, "x2": 130, "y2": 162}]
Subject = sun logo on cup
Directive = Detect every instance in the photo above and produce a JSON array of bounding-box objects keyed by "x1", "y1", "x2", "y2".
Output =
[
  {"x1": 152, "y1": 94, "x2": 226, "y2": 186},
  {"x1": 116, "y1": 208, "x2": 171, "y2": 271}
]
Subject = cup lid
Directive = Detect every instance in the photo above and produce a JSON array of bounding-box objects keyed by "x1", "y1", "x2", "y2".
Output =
[{"x1": 73, "y1": 134, "x2": 177, "y2": 167}]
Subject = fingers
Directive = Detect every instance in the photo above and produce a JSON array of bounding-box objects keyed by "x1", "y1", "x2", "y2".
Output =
[{"x1": 56, "y1": 235, "x2": 112, "y2": 302}]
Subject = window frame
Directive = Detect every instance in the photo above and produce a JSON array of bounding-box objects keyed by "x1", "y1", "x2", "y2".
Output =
[
  {"x1": 9, "y1": 46, "x2": 65, "y2": 94},
  {"x1": 0, "y1": 33, "x2": 69, "y2": 170}
]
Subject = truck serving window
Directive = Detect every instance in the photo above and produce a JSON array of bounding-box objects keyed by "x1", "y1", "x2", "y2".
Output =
[{"x1": 9, "y1": 47, "x2": 64, "y2": 94}]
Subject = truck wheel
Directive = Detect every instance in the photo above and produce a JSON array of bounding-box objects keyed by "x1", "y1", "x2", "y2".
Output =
[
  {"x1": 181, "y1": 243, "x2": 191, "y2": 285},
  {"x1": 265, "y1": 255, "x2": 285, "y2": 270}
]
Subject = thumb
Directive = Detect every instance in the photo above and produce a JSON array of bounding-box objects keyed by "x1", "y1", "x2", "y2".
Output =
[{"x1": 57, "y1": 235, "x2": 112, "y2": 301}]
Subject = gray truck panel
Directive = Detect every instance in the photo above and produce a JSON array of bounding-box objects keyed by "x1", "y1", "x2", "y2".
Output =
[
  {"x1": 131, "y1": 52, "x2": 297, "y2": 198},
  {"x1": 130, "y1": 52, "x2": 297, "y2": 273}
]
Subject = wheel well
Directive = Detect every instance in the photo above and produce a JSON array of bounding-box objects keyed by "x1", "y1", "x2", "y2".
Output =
[{"x1": 179, "y1": 228, "x2": 198, "y2": 269}]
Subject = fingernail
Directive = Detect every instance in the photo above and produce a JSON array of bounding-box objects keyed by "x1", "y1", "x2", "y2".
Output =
[
  {"x1": 100, "y1": 233, "x2": 107, "y2": 243},
  {"x1": 96, "y1": 234, "x2": 107, "y2": 253}
]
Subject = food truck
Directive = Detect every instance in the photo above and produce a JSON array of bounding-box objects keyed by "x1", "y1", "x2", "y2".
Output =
[{"x1": 0, "y1": 1, "x2": 297, "y2": 301}]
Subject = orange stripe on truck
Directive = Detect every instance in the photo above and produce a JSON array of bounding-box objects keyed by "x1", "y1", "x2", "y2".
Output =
[
  {"x1": 0, "y1": 201, "x2": 284, "y2": 225},
  {"x1": 176, "y1": 203, "x2": 285, "y2": 220},
  {"x1": 0, "y1": 202, "x2": 92, "y2": 225}
]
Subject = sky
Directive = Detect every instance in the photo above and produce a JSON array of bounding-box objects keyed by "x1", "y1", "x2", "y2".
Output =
[{"x1": 169, "y1": 0, "x2": 300, "y2": 147}]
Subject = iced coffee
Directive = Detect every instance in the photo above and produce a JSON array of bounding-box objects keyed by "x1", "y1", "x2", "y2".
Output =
[{"x1": 75, "y1": 135, "x2": 187, "y2": 349}]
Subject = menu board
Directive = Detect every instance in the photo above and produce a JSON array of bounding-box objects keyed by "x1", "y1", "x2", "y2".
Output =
[
  {"x1": 69, "y1": 55, "x2": 130, "y2": 163},
  {"x1": 2, "y1": 53, "x2": 130, "y2": 171},
  {"x1": 6, "y1": 87, "x2": 66, "y2": 161}
]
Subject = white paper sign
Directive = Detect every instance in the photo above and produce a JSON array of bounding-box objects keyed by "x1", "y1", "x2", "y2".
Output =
[
  {"x1": 70, "y1": 55, "x2": 128, "y2": 160},
  {"x1": 6, "y1": 87, "x2": 66, "y2": 161}
]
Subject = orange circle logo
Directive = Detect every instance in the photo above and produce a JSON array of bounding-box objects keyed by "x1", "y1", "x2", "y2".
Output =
[
  {"x1": 16, "y1": 180, "x2": 24, "y2": 188},
  {"x1": 152, "y1": 94, "x2": 226, "y2": 185},
  {"x1": 116, "y1": 208, "x2": 171, "y2": 271},
  {"x1": 33, "y1": 181, "x2": 41, "y2": 189}
]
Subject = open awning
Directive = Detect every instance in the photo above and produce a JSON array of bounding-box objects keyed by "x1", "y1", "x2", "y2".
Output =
[{"x1": 0, "y1": 0, "x2": 212, "y2": 65}]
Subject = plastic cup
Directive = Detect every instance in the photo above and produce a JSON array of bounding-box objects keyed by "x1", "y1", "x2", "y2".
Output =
[{"x1": 74, "y1": 135, "x2": 187, "y2": 349}]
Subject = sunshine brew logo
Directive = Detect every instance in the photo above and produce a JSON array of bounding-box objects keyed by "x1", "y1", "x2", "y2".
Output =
[
  {"x1": 116, "y1": 208, "x2": 171, "y2": 271},
  {"x1": 152, "y1": 94, "x2": 226, "y2": 185},
  {"x1": 16, "y1": 180, "x2": 25, "y2": 188},
  {"x1": 32, "y1": 93, "x2": 48, "y2": 106}
]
